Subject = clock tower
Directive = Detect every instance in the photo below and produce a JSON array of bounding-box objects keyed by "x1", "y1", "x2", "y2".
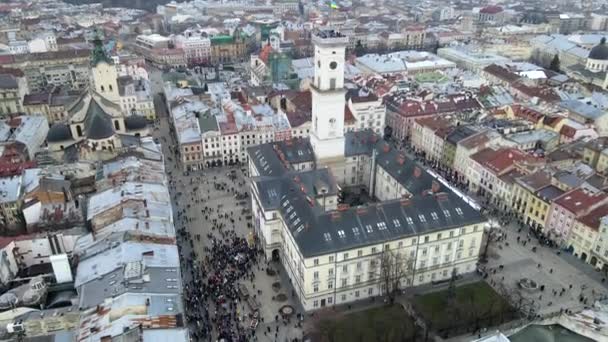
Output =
[{"x1": 309, "y1": 30, "x2": 348, "y2": 161}]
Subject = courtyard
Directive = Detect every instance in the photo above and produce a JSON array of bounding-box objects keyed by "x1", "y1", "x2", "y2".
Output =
[
  {"x1": 309, "y1": 304, "x2": 418, "y2": 342},
  {"x1": 412, "y1": 281, "x2": 517, "y2": 337}
]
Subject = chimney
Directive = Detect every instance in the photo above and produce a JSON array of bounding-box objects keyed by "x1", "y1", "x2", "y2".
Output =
[
  {"x1": 431, "y1": 180, "x2": 440, "y2": 193},
  {"x1": 337, "y1": 203, "x2": 350, "y2": 211},
  {"x1": 435, "y1": 192, "x2": 448, "y2": 201},
  {"x1": 356, "y1": 206, "x2": 368, "y2": 215},
  {"x1": 397, "y1": 154, "x2": 405, "y2": 165},
  {"x1": 383, "y1": 144, "x2": 390, "y2": 153}
]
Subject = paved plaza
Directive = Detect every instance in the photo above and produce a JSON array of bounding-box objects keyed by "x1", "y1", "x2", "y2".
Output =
[
  {"x1": 152, "y1": 95, "x2": 304, "y2": 342},
  {"x1": 483, "y1": 221, "x2": 608, "y2": 316}
]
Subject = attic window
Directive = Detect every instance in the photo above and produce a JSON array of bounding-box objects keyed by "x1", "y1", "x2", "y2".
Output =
[
  {"x1": 377, "y1": 222, "x2": 387, "y2": 230},
  {"x1": 443, "y1": 209, "x2": 451, "y2": 218},
  {"x1": 338, "y1": 230, "x2": 346, "y2": 238},
  {"x1": 419, "y1": 214, "x2": 427, "y2": 223},
  {"x1": 406, "y1": 217, "x2": 414, "y2": 225},
  {"x1": 295, "y1": 224, "x2": 305, "y2": 234},
  {"x1": 455, "y1": 207, "x2": 464, "y2": 215},
  {"x1": 393, "y1": 219, "x2": 401, "y2": 228},
  {"x1": 352, "y1": 227, "x2": 360, "y2": 236},
  {"x1": 431, "y1": 212, "x2": 439, "y2": 220},
  {"x1": 365, "y1": 224, "x2": 373, "y2": 233},
  {"x1": 324, "y1": 233, "x2": 332, "y2": 241}
]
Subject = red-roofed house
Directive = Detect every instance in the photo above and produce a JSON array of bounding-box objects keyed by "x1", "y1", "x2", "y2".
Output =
[
  {"x1": 347, "y1": 90, "x2": 385, "y2": 134},
  {"x1": 385, "y1": 95, "x2": 480, "y2": 140},
  {"x1": 559, "y1": 122, "x2": 598, "y2": 144},
  {"x1": 478, "y1": 6, "x2": 505, "y2": 23},
  {"x1": 250, "y1": 44, "x2": 274, "y2": 86},
  {"x1": 410, "y1": 116, "x2": 454, "y2": 163},
  {"x1": 568, "y1": 203, "x2": 608, "y2": 265},
  {"x1": 546, "y1": 188, "x2": 608, "y2": 243},
  {"x1": 468, "y1": 147, "x2": 544, "y2": 209}
]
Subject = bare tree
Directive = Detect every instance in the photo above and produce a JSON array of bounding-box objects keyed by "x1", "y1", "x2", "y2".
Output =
[{"x1": 377, "y1": 249, "x2": 415, "y2": 305}]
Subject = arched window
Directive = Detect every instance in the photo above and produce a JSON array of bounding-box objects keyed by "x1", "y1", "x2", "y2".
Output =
[
  {"x1": 114, "y1": 120, "x2": 120, "y2": 130},
  {"x1": 109, "y1": 85, "x2": 113, "y2": 92},
  {"x1": 76, "y1": 125, "x2": 82, "y2": 137},
  {"x1": 100, "y1": 85, "x2": 105, "y2": 92}
]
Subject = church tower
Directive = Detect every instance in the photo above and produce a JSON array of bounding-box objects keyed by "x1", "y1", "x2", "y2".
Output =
[
  {"x1": 90, "y1": 34, "x2": 119, "y2": 103},
  {"x1": 310, "y1": 30, "x2": 348, "y2": 162}
]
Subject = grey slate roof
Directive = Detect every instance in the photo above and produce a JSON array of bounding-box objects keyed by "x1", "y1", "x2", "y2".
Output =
[
  {"x1": 84, "y1": 99, "x2": 115, "y2": 140},
  {"x1": 281, "y1": 190, "x2": 482, "y2": 258},
  {"x1": 250, "y1": 130, "x2": 485, "y2": 258},
  {"x1": 47, "y1": 123, "x2": 73, "y2": 142},
  {"x1": 0, "y1": 74, "x2": 18, "y2": 89},
  {"x1": 124, "y1": 115, "x2": 147, "y2": 130}
]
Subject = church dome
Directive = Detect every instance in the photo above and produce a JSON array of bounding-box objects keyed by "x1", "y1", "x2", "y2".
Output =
[
  {"x1": 124, "y1": 115, "x2": 147, "y2": 131},
  {"x1": 589, "y1": 37, "x2": 608, "y2": 60},
  {"x1": 47, "y1": 123, "x2": 73, "y2": 143}
]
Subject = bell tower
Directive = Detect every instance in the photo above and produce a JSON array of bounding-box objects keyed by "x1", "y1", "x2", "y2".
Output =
[
  {"x1": 90, "y1": 33, "x2": 119, "y2": 103},
  {"x1": 310, "y1": 30, "x2": 348, "y2": 161}
]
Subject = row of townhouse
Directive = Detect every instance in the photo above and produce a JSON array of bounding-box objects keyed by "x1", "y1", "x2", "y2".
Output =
[
  {"x1": 72, "y1": 148, "x2": 190, "y2": 341},
  {"x1": 164, "y1": 81, "x2": 388, "y2": 171}
]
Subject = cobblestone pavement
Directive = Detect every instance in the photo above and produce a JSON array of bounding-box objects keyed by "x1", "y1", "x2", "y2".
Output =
[{"x1": 152, "y1": 92, "x2": 304, "y2": 342}]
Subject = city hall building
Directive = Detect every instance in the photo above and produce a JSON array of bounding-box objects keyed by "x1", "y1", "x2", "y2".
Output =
[{"x1": 247, "y1": 30, "x2": 487, "y2": 311}]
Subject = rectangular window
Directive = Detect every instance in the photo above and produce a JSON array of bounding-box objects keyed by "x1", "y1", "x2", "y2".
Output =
[
  {"x1": 314, "y1": 271, "x2": 319, "y2": 280},
  {"x1": 314, "y1": 258, "x2": 319, "y2": 266}
]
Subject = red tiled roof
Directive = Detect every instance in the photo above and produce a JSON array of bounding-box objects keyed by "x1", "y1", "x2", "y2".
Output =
[
  {"x1": 415, "y1": 116, "x2": 453, "y2": 131},
  {"x1": 471, "y1": 147, "x2": 540, "y2": 174},
  {"x1": 483, "y1": 64, "x2": 520, "y2": 83},
  {"x1": 344, "y1": 105, "x2": 356, "y2": 123},
  {"x1": 578, "y1": 203, "x2": 608, "y2": 230},
  {"x1": 511, "y1": 104, "x2": 544, "y2": 122},
  {"x1": 258, "y1": 43, "x2": 273, "y2": 64},
  {"x1": 554, "y1": 188, "x2": 608, "y2": 214},
  {"x1": 543, "y1": 115, "x2": 563, "y2": 128},
  {"x1": 560, "y1": 124, "x2": 578, "y2": 138},
  {"x1": 351, "y1": 93, "x2": 379, "y2": 103}
]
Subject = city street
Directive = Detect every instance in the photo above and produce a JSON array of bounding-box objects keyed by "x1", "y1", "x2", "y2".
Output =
[{"x1": 152, "y1": 95, "x2": 304, "y2": 342}]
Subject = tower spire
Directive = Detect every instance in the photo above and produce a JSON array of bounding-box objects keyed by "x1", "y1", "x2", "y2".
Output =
[{"x1": 91, "y1": 29, "x2": 112, "y2": 67}]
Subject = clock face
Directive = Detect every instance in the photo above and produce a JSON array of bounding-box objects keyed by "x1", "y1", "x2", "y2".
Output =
[{"x1": 330, "y1": 61, "x2": 338, "y2": 70}]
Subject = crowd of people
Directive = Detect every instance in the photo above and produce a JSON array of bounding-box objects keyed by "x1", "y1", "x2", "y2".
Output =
[{"x1": 171, "y1": 168, "x2": 264, "y2": 341}]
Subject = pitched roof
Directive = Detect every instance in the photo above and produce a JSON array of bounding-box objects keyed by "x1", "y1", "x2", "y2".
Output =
[
  {"x1": 553, "y1": 187, "x2": 607, "y2": 214},
  {"x1": 84, "y1": 99, "x2": 115, "y2": 140}
]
